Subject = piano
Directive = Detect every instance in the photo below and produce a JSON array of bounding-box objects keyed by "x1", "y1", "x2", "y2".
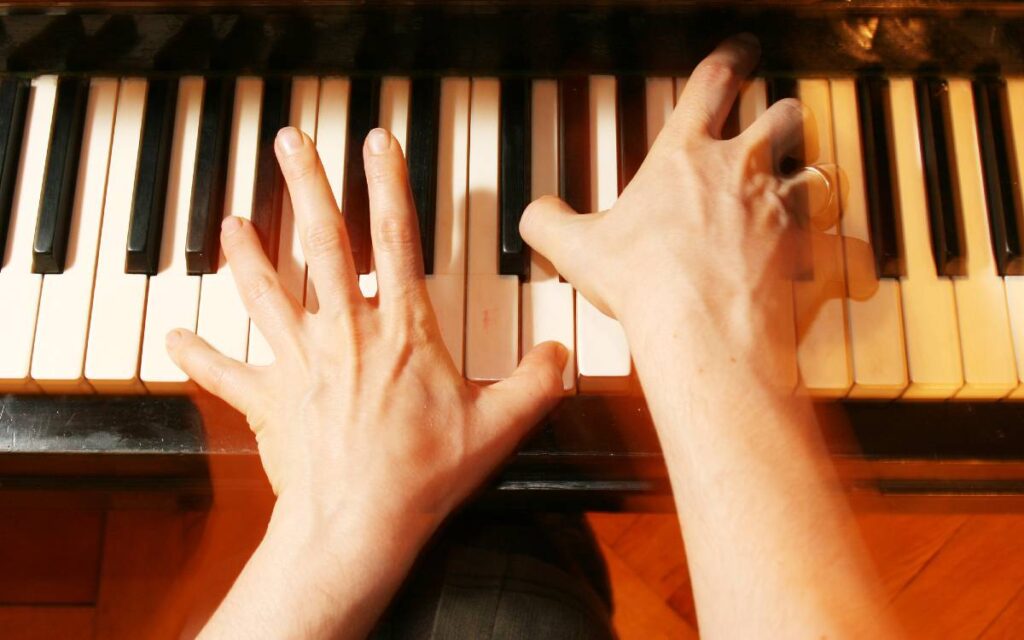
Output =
[{"x1": 5, "y1": 0, "x2": 1024, "y2": 511}]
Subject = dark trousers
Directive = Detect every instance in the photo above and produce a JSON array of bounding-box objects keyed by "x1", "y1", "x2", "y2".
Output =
[{"x1": 370, "y1": 512, "x2": 615, "y2": 639}]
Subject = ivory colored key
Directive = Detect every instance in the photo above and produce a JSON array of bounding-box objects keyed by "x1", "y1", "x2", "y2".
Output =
[
  {"x1": 0, "y1": 77, "x2": 57, "y2": 392},
  {"x1": 995, "y1": 78, "x2": 1024, "y2": 399},
  {"x1": 358, "y1": 76, "x2": 411, "y2": 299},
  {"x1": 521, "y1": 79, "x2": 575, "y2": 392},
  {"x1": 465, "y1": 78, "x2": 518, "y2": 382},
  {"x1": 576, "y1": 76, "x2": 630, "y2": 393},
  {"x1": 943, "y1": 78, "x2": 1018, "y2": 398},
  {"x1": 248, "y1": 77, "x2": 319, "y2": 366},
  {"x1": 307, "y1": 77, "x2": 349, "y2": 312},
  {"x1": 830, "y1": 79, "x2": 908, "y2": 398},
  {"x1": 196, "y1": 78, "x2": 262, "y2": 364},
  {"x1": 790, "y1": 79, "x2": 853, "y2": 397},
  {"x1": 31, "y1": 79, "x2": 118, "y2": 393},
  {"x1": 889, "y1": 78, "x2": 963, "y2": 398},
  {"x1": 140, "y1": 77, "x2": 205, "y2": 391},
  {"x1": 425, "y1": 78, "x2": 470, "y2": 374},
  {"x1": 646, "y1": 77, "x2": 675, "y2": 149},
  {"x1": 85, "y1": 78, "x2": 149, "y2": 391}
]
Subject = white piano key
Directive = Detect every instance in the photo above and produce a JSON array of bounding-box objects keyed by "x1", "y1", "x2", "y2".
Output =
[
  {"x1": 576, "y1": 75, "x2": 630, "y2": 393},
  {"x1": 196, "y1": 77, "x2": 262, "y2": 365},
  {"x1": 85, "y1": 78, "x2": 149, "y2": 392},
  {"x1": 993, "y1": 78, "x2": 1024, "y2": 399},
  {"x1": 307, "y1": 77, "x2": 350, "y2": 312},
  {"x1": 140, "y1": 77, "x2": 205, "y2": 391},
  {"x1": 426, "y1": 78, "x2": 470, "y2": 374},
  {"x1": 831, "y1": 79, "x2": 908, "y2": 399},
  {"x1": 465, "y1": 78, "x2": 519, "y2": 382},
  {"x1": 645, "y1": 77, "x2": 676, "y2": 150},
  {"x1": 944, "y1": 79, "x2": 1018, "y2": 399},
  {"x1": 521, "y1": 78, "x2": 575, "y2": 392},
  {"x1": 0, "y1": 76, "x2": 57, "y2": 392},
  {"x1": 889, "y1": 78, "x2": 963, "y2": 398},
  {"x1": 248, "y1": 77, "x2": 320, "y2": 367},
  {"x1": 31, "y1": 78, "x2": 119, "y2": 393},
  {"x1": 790, "y1": 79, "x2": 852, "y2": 397}
]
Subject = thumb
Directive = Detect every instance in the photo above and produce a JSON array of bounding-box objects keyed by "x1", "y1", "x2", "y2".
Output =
[
  {"x1": 519, "y1": 195, "x2": 594, "y2": 282},
  {"x1": 476, "y1": 341, "x2": 569, "y2": 449}
]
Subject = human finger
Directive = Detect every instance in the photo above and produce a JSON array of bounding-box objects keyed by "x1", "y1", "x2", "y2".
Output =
[
  {"x1": 165, "y1": 329, "x2": 261, "y2": 415},
  {"x1": 274, "y1": 126, "x2": 362, "y2": 314},
  {"x1": 739, "y1": 97, "x2": 814, "y2": 171},
  {"x1": 671, "y1": 34, "x2": 762, "y2": 140},
  {"x1": 220, "y1": 216, "x2": 303, "y2": 350},
  {"x1": 363, "y1": 128, "x2": 428, "y2": 310},
  {"x1": 777, "y1": 164, "x2": 839, "y2": 232},
  {"x1": 519, "y1": 195, "x2": 595, "y2": 288}
]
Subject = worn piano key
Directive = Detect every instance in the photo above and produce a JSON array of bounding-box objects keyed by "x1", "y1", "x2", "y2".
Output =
[
  {"x1": 32, "y1": 76, "x2": 88, "y2": 274},
  {"x1": 831, "y1": 78, "x2": 908, "y2": 398},
  {"x1": 973, "y1": 76, "x2": 1024, "y2": 276},
  {"x1": 343, "y1": 76, "x2": 379, "y2": 275},
  {"x1": 309, "y1": 77, "x2": 350, "y2": 312},
  {"x1": 559, "y1": 76, "x2": 590, "y2": 213},
  {"x1": 889, "y1": 78, "x2": 963, "y2": 398},
  {"x1": 425, "y1": 78, "x2": 470, "y2": 374},
  {"x1": 0, "y1": 78, "x2": 29, "y2": 269},
  {"x1": 616, "y1": 74, "x2": 646, "y2": 192},
  {"x1": 945, "y1": 78, "x2": 1017, "y2": 398},
  {"x1": 140, "y1": 77, "x2": 204, "y2": 391},
  {"x1": 85, "y1": 78, "x2": 149, "y2": 392},
  {"x1": 185, "y1": 76, "x2": 233, "y2": 275},
  {"x1": 249, "y1": 76, "x2": 319, "y2": 367},
  {"x1": 407, "y1": 76, "x2": 441, "y2": 274},
  {"x1": 31, "y1": 79, "x2": 118, "y2": 393},
  {"x1": 0, "y1": 77, "x2": 57, "y2": 392},
  {"x1": 125, "y1": 77, "x2": 177, "y2": 274},
  {"x1": 522, "y1": 78, "x2": 575, "y2": 392},
  {"x1": 576, "y1": 76, "x2": 631, "y2": 393},
  {"x1": 465, "y1": 78, "x2": 519, "y2": 382},
  {"x1": 250, "y1": 76, "x2": 290, "y2": 266},
  {"x1": 915, "y1": 77, "x2": 966, "y2": 277},
  {"x1": 499, "y1": 76, "x2": 531, "y2": 279},
  {"x1": 196, "y1": 77, "x2": 262, "y2": 364},
  {"x1": 856, "y1": 75, "x2": 904, "y2": 279}
]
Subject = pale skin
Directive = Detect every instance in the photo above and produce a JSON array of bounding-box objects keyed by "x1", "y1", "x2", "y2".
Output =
[{"x1": 168, "y1": 35, "x2": 901, "y2": 639}]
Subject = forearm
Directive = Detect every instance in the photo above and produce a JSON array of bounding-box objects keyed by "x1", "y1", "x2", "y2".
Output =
[
  {"x1": 628, "y1": 310, "x2": 900, "y2": 639},
  {"x1": 198, "y1": 496, "x2": 434, "y2": 640}
]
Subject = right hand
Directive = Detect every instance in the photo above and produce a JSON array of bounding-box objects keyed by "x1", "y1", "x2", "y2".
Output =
[{"x1": 520, "y1": 35, "x2": 817, "y2": 361}]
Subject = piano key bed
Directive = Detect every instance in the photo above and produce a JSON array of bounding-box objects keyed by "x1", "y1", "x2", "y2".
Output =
[{"x1": 5, "y1": 3, "x2": 1024, "y2": 509}]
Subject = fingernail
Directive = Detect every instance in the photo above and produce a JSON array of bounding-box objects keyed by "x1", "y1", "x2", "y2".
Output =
[
  {"x1": 222, "y1": 216, "x2": 242, "y2": 235},
  {"x1": 734, "y1": 32, "x2": 761, "y2": 53},
  {"x1": 165, "y1": 329, "x2": 182, "y2": 349},
  {"x1": 277, "y1": 126, "x2": 303, "y2": 155},
  {"x1": 366, "y1": 128, "x2": 390, "y2": 155}
]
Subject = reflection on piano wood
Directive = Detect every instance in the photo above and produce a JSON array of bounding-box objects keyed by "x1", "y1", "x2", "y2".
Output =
[{"x1": 4, "y1": 2, "x2": 1024, "y2": 508}]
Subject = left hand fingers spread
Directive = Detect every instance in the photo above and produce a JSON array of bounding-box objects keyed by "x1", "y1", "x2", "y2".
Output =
[
  {"x1": 363, "y1": 128, "x2": 428, "y2": 310},
  {"x1": 165, "y1": 329, "x2": 261, "y2": 416},
  {"x1": 221, "y1": 216, "x2": 303, "y2": 347}
]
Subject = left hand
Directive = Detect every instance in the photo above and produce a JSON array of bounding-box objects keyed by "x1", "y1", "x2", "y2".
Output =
[{"x1": 166, "y1": 126, "x2": 567, "y2": 540}]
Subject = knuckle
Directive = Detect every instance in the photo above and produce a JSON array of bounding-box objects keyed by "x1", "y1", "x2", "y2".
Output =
[
  {"x1": 303, "y1": 223, "x2": 343, "y2": 259},
  {"x1": 376, "y1": 215, "x2": 417, "y2": 251},
  {"x1": 244, "y1": 272, "x2": 276, "y2": 305},
  {"x1": 695, "y1": 59, "x2": 738, "y2": 88},
  {"x1": 280, "y1": 150, "x2": 318, "y2": 184}
]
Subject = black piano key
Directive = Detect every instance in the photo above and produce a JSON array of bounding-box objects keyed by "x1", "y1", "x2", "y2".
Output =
[
  {"x1": 855, "y1": 75, "x2": 904, "y2": 279},
  {"x1": 559, "y1": 76, "x2": 590, "y2": 213},
  {"x1": 251, "y1": 76, "x2": 291, "y2": 266},
  {"x1": 0, "y1": 78, "x2": 29, "y2": 270},
  {"x1": 499, "y1": 77, "x2": 531, "y2": 279},
  {"x1": 915, "y1": 77, "x2": 966, "y2": 277},
  {"x1": 342, "y1": 76, "x2": 379, "y2": 275},
  {"x1": 407, "y1": 76, "x2": 440, "y2": 274},
  {"x1": 125, "y1": 78, "x2": 178, "y2": 275},
  {"x1": 185, "y1": 76, "x2": 234, "y2": 275},
  {"x1": 616, "y1": 75, "x2": 646, "y2": 192},
  {"x1": 32, "y1": 77, "x2": 89, "y2": 274},
  {"x1": 972, "y1": 76, "x2": 1024, "y2": 276}
]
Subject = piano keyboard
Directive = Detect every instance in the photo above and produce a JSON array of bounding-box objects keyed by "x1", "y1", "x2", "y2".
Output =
[{"x1": 4, "y1": 73, "x2": 1024, "y2": 400}]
